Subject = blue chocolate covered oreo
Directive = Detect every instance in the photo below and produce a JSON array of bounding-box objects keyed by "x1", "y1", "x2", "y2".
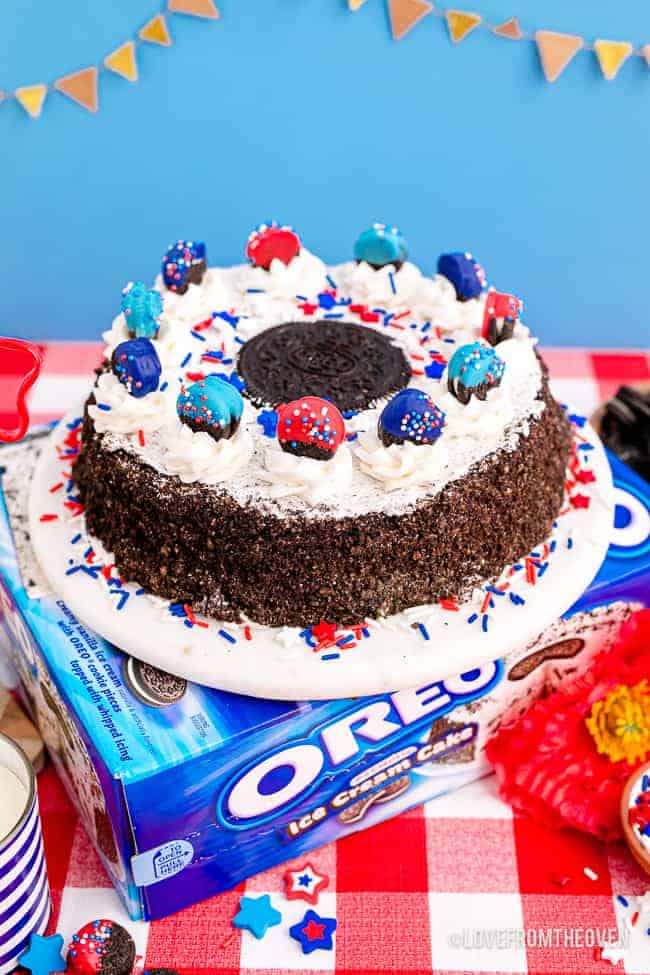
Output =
[
  {"x1": 177, "y1": 375, "x2": 244, "y2": 441},
  {"x1": 378, "y1": 388, "x2": 445, "y2": 447}
]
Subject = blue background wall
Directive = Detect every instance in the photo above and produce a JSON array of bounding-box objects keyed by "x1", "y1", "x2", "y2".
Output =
[{"x1": 2, "y1": 0, "x2": 650, "y2": 346}]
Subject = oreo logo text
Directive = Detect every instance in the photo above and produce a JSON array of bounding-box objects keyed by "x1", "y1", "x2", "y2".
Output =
[{"x1": 217, "y1": 662, "x2": 502, "y2": 829}]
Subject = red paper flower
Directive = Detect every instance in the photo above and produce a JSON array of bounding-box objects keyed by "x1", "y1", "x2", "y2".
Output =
[{"x1": 485, "y1": 610, "x2": 650, "y2": 841}]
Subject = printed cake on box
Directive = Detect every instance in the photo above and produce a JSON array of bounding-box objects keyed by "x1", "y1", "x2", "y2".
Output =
[{"x1": 0, "y1": 436, "x2": 648, "y2": 921}]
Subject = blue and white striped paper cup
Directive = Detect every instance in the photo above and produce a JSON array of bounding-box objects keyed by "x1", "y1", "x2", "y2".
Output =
[{"x1": 0, "y1": 732, "x2": 50, "y2": 975}]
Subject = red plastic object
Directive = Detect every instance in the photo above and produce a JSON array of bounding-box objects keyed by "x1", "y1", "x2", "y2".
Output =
[{"x1": 0, "y1": 338, "x2": 43, "y2": 442}]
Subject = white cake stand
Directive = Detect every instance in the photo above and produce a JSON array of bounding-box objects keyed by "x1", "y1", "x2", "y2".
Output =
[{"x1": 28, "y1": 406, "x2": 613, "y2": 700}]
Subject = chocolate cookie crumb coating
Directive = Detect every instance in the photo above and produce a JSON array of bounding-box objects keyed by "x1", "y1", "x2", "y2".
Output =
[
  {"x1": 237, "y1": 320, "x2": 412, "y2": 411},
  {"x1": 73, "y1": 364, "x2": 571, "y2": 629}
]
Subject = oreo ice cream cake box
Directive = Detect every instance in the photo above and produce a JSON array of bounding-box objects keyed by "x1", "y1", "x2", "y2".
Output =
[{"x1": 0, "y1": 435, "x2": 648, "y2": 921}]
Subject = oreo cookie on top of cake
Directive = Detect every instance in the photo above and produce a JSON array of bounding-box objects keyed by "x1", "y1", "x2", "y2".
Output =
[{"x1": 73, "y1": 223, "x2": 572, "y2": 628}]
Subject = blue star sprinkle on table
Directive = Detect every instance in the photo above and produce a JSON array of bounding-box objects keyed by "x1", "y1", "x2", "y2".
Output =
[
  {"x1": 289, "y1": 909, "x2": 337, "y2": 954},
  {"x1": 18, "y1": 933, "x2": 66, "y2": 975},
  {"x1": 232, "y1": 894, "x2": 282, "y2": 939}
]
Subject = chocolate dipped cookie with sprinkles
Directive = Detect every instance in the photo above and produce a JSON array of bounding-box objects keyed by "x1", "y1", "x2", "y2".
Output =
[{"x1": 67, "y1": 920, "x2": 135, "y2": 975}]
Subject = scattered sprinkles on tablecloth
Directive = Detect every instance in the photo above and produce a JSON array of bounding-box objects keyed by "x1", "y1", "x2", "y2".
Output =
[{"x1": 600, "y1": 887, "x2": 650, "y2": 964}]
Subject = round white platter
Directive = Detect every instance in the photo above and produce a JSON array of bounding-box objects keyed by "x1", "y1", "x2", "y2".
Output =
[{"x1": 29, "y1": 405, "x2": 613, "y2": 701}]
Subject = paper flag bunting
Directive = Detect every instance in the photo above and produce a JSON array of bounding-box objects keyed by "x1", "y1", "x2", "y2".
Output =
[
  {"x1": 139, "y1": 13, "x2": 172, "y2": 46},
  {"x1": 54, "y1": 67, "x2": 98, "y2": 113},
  {"x1": 535, "y1": 30, "x2": 584, "y2": 82},
  {"x1": 446, "y1": 10, "x2": 482, "y2": 43},
  {"x1": 594, "y1": 39, "x2": 633, "y2": 80},
  {"x1": 348, "y1": 0, "x2": 367, "y2": 9},
  {"x1": 493, "y1": 17, "x2": 522, "y2": 40},
  {"x1": 104, "y1": 41, "x2": 138, "y2": 82},
  {"x1": 388, "y1": 0, "x2": 433, "y2": 41},
  {"x1": 15, "y1": 84, "x2": 47, "y2": 118},
  {"x1": 168, "y1": 0, "x2": 219, "y2": 18}
]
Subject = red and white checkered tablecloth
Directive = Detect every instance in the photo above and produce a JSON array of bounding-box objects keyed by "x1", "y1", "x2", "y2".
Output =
[{"x1": 4, "y1": 344, "x2": 650, "y2": 975}]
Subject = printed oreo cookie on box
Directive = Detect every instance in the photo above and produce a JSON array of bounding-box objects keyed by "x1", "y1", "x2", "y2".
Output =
[{"x1": 0, "y1": 439, "x2": 648, "y2": 921}]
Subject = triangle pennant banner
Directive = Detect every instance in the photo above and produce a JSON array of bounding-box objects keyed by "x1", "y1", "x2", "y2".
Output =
[
  {"x1": 493, "y1": 17, "x2": 522, "y2": 40},
  {"x1": 54, "y1": 66, "x2": 98, "y2": 113},
  {"x1": 535, "y1": 30, "x2": 584, "y2": 82},
  {"x1": 594, "y1": 39, "x2": 633, "y2": 80},
  {"x1": 15, "y1": 84, "x2": 47, "y2": 118},
  {"x1": 139, "y1": 13, "x2": 172, "y2": 46},
  {"x1": 168, "y1": 0, "x2": 219, "y2": 18},
  {"x1": 446, "y1": 10, "x2": 481, "y2": 43},
  {"x1": 348, "y1": 0, "x2": 368, "y2": 9},
  {"x1": 104, "y1": 41, "x2": 138, "y2": 82},
  {"x1": 388, "y1": 0, "x2": 433, "y2": 41}
]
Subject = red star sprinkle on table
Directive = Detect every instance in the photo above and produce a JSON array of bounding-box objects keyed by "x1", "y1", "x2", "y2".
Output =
[{"x1": 283, "y1": 862, "x2": 329, "y2": 904}]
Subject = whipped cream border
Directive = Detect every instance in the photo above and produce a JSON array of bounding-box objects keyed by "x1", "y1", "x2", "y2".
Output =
[{"x1": 90, "y1": 252, "x2": 545, "y2": 519}]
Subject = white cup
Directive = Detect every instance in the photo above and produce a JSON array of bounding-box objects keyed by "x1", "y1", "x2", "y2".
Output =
[{"x1": 0, "y1": 731, "x2": 51, "y2": 975}]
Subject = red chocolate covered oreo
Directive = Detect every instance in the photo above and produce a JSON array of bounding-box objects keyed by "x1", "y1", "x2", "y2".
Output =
[
  {"x1": 67, "y1": 920, "x2": 135, "y2": 975},
  {"x1": 277, "y1": 397, "x2": 346, "y2": 461},
  {"x1": 246, "y1": 222, "x2": 301, "y2": 269}
]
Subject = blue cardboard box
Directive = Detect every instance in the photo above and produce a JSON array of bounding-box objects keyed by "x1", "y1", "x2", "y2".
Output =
[{"x1": 0, "y1": 440, "x2": 648, "y2": 921}]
